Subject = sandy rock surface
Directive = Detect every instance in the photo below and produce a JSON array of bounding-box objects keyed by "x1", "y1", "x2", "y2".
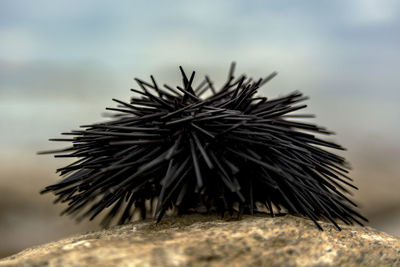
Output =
[{"x1": 1, "y1": 214, "x2": 399, "y2": 267}]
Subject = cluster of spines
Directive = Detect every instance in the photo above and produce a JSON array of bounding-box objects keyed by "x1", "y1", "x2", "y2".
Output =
[{"x1": 40, "y1": 63, "x2": 367, "y2": 230}]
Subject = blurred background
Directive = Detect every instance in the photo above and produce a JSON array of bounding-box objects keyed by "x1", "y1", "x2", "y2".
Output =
[{"x1": 1, "y1": 0, "x2": 399, "y2": 258}]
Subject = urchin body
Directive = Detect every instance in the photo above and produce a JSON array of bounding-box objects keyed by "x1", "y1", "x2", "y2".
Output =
[{"x1": 40, "y1": 63, "x2": 367, "y2": 230}]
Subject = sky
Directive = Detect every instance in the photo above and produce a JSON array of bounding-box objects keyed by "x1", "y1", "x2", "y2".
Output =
[{"x1": 0, "y1": 0, "x2": 399, "y2": 153}]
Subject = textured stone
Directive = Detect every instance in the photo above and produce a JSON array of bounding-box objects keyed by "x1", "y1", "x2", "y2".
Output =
[{"x1": 1, "y1": 214, "x2": 399, "y2": 267}]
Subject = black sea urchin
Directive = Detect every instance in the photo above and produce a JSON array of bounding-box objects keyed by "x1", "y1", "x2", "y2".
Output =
[{"x1": 39, "y1": 63, "x2": 367, "y2": 230}]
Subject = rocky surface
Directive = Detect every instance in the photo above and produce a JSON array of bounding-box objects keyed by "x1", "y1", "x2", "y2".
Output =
[{"x1": 1, "y1": 214, "x2": 399, "y2": 267}]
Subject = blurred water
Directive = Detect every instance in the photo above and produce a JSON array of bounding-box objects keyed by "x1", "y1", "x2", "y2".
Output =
[{"x1": 1, "y1": 0, "x2": 400, "y2": 258}]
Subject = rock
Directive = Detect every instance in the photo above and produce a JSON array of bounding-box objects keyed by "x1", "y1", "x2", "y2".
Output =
[{"x1": 1, "y1": 214, "x2": 399, "y2": 267}]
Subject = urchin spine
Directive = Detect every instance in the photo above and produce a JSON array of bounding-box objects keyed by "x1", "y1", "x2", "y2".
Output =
[{"x1": 39, "y1": 63, "x2": 367, "y2": 230}]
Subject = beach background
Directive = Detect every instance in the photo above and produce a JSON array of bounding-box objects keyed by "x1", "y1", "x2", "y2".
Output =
[{"x1": 1, "y1": 0, "x2": 399, "y2": 258}]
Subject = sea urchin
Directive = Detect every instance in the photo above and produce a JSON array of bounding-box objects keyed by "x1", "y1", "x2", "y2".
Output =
[{"x1": 39, "y1": 63, "x2": 367, "y2": 230}]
